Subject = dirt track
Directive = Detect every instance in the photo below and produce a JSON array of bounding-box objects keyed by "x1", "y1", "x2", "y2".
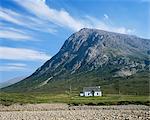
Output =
[{"x1": 0, "y1": 104, "x2": 149, "y2": 120}]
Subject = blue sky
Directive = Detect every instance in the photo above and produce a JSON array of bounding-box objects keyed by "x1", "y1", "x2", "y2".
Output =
[{"x1": 0, "y1": 0, "x2": 149, "y2": 83}]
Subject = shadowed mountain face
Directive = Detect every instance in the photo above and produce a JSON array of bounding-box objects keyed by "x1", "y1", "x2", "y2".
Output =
[{"x1": 2, "y1": 28, "x2": 150, "y2": 94}]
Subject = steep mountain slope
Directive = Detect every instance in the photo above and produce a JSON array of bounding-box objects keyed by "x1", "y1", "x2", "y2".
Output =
[{"x1": 2, "y1": 28, "x2": 150, "y2": 94}]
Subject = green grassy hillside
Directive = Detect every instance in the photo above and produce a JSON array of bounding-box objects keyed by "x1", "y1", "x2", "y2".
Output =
[{"x1": 2, "y1": 70, "x2": 149, "y2": 96}]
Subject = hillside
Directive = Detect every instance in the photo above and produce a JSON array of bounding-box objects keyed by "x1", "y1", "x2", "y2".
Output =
[{"x1": 1, "y1": 28, "x2": 150, "y2": 95}]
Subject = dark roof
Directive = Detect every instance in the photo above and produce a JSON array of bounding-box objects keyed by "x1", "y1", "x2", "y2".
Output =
[{"x1": 83, "y1": 86, "x2": 101, "y2": 92}]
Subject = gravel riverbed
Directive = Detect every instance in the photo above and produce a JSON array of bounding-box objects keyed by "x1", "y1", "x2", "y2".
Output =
[{"x1": 0, "y1": 104, "x2": 149, "y2": 120}]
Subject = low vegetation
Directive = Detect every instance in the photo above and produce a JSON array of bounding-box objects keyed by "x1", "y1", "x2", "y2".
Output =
[
  {"x1": 1, "y1": 70, "x2": 149, "y2": 106},
  {"x1": 0, "y1": 92, "x2": 149, "y2": 106}
]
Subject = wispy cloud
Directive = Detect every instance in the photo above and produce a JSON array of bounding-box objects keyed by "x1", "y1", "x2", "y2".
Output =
[
  {"x1": 0, "y1": 7, "x2": 57, "y2": 41},
  {"x1": 84, "y1": 15, "x2": 134, "y2": 34},
  {"x1": 0, "y1": 46, "x2": 51, "y2": 61},
  {"x1": 14, "y1": 0, "x2": 84, "y2": 31},
  {"x1": 0, "y1": 8, "x2": 23, "y2": 25},
  {"x1": 0, "y1": 0, "x2": 134, "y2": 42},
  {"x1": 13, "y1": 0, "x2": 134, "y2": 34},
  {"x1": 0, "y1": 7, "x2": 56, "y2": 32},
  {"x1": 0, "y1": 29, "x2": 32, "y2": 41},
  {"x1": 6, "y1": 63, "x2": 27, "y2": 67},
  {"x1": 0, "y1": 63, "x2": 27, "y2": 71}
]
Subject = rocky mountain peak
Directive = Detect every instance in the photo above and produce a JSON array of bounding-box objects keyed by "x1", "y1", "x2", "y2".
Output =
[{"x1": 33, "y1": 28, "x2": 149, "y2": 78}]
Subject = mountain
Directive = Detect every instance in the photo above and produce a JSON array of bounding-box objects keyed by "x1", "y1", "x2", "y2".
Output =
[
  {"x1": 2, "y1": 28, "x2": 150, "y2": 95},
  {"x1": 0, "y1": 76, "x2": 26, "y2": 89}
]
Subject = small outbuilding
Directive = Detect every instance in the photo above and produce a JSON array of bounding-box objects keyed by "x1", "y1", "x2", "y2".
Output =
[{"x1": 80, "y1": 86, "x2": 102, "y2": 97}]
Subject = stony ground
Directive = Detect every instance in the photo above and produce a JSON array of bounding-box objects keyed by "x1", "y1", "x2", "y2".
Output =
[{"x1": 0, "y1": 104, "x2": 149, "y2": 120}]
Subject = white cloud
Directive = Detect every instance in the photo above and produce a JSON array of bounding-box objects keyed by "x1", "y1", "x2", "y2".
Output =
[
  {"x1": 0, "y1": 46, "x2": 51, "y2": 61},
  {"x1": 0, "y1": 0, "x2": 134, "y2": 42},
  {"x1": 0, "y1": 66, "x2": 25, "y2": 71},
  {"x1": 0, "y1": 7, "x2": 57, "y2": 41},
  {"x1": 0, "y1": 29, "x2": 32, "y2": 41},
  {"x1": 13, "y1": 0, "x2": 134, "y2": 34},
  {"x1": 0, "y1": 8, "x2": 23, "y2": 25},
  {"x1": 0, "y1": 63, "x2": 27, "y2": 71},
  {"x1": 14, "y1": 0, "x2": 84, "y2": 31},
  {"x1": 6, "y1": 63, "x2": 27, "y2": 67},
  {"x1": 84, "y1": 16, "x2": 134, "y2": 34}
]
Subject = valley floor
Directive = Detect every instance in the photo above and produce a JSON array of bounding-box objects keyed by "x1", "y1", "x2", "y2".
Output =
[{"x1": 0, "y1": 104, "x2": 149, "y2": 120}]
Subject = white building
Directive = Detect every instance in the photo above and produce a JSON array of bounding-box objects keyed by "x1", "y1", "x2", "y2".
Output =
[{"x1": 80, "y1": 86, "x2": 102, "y2": 97}]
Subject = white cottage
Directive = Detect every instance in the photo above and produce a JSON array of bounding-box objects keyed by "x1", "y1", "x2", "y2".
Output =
[{"x1": 80, "y1": 86, "x2": 102, "y2": 97}]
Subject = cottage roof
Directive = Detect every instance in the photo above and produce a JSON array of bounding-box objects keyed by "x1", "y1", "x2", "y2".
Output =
[{"x1": 83, "y1": 86, "x2": 101, "y2": 92}]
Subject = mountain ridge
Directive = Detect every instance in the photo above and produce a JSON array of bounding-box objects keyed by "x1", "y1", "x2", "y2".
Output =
[{"x1": 32, "y1": 28, "x2": 149, "y2": 77}]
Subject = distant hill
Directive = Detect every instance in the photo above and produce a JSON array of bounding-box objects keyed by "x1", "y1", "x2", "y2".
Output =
[
  {"x1": 2, "y1": 28, "x2": 150, "y2": 95},
  {"x1": 0, "y1": 76, "x2": 26, "y2": 89}
]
